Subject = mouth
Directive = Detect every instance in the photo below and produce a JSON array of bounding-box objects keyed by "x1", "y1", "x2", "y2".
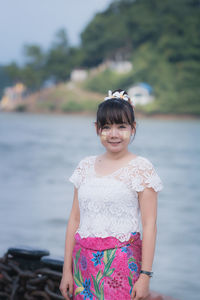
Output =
[{"x1": 108, "y1": 141, "x2": 121, "y2": 145}]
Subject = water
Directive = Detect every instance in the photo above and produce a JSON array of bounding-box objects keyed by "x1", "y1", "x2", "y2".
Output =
[{"x1": 0, "y1": 111, "x2": 200, "y2": 300}]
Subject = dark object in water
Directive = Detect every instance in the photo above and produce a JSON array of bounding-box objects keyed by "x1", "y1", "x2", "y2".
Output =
[{"x1": 0, "y1": 246, "x2": 178, "y2": 300}]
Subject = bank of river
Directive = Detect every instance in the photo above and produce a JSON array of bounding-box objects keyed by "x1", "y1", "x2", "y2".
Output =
[{"x1": 1, "y1": 109, "x2": 199, "y2": 120}]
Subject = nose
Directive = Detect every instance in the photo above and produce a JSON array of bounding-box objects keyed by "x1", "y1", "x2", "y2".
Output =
[{"x1": 109, "y1": 126, "x2": 119, "y2": 137}]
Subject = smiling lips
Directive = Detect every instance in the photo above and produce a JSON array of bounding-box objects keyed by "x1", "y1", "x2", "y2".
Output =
[{"x1": 109, "y1": 141, "x2": 121, "y2": 144}]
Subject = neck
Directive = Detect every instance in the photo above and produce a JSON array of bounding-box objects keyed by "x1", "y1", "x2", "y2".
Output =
[{"x1": 104, "y1": 150, "x2": 130, "y2": 161}]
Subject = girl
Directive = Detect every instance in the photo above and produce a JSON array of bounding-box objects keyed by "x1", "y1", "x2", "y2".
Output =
[{"x1": 60, "y1": 89, "x2": 164, "y2": 300}]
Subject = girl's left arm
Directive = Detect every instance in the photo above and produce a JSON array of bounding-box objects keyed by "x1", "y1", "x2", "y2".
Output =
[{"x1": 131, "y1": 187, "x2": 158, "y2": 300}]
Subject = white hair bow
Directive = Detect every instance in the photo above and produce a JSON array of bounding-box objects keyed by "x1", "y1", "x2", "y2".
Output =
[
  {"x1": 104, "y1": 90, "x2": 134, "y2": 107},
  {"x1": 104, "y1": 90, "x2": 129, "y2": 101}
]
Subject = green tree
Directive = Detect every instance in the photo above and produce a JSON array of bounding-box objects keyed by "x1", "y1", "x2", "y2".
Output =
[
  {"x1": 45, "y1": 28, "x2": 72, "y2": 82},
  {"x1": 21, "y1": 44, "x2": 46, "y2": 90},
  {"x1": 0, "y1": 65, "x2": 15, "y2": 98}
]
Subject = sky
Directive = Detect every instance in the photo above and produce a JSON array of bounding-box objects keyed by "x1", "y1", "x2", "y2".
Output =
[{"x1": 0, "y1": 0, "x2": 113, "y2": 65}]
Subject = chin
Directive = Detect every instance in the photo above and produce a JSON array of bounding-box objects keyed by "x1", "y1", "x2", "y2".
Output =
[{"x1": 107, "y1": 145, "x2": 126, "y2": 152}]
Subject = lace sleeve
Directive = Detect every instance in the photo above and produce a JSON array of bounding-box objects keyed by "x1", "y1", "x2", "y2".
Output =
[
  {"x1": 68, "y1": 158, "x2": 85, "y2": 189},
  {"x1": 132, "y1": 157, "x2": 164, "y2": 193}
]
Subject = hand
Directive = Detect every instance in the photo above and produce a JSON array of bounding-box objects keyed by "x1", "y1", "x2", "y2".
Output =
[
  {"x1": 131, "y1": 274, "x2": 150, "y2": 300},
  {"x1": 59, "y1": 270, "x2": 74, "y2": 300}
]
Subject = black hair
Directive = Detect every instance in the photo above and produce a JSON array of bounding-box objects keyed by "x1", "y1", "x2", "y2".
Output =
[{"x1": 95, "y1": 89, "x2": 136, "y2": 140}]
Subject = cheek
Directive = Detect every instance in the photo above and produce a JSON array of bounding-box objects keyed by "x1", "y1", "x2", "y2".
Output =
[
  {"x1": 120, "y1": 131, "x2": 130, "y2": 139},
  {"x1": 100, "y1": 131, "x2": 108, "y2": 141}
]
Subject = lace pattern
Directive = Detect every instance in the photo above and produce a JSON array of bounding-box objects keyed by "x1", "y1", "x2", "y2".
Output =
[
  {"x1": 68, "y1": 155, "x2": 164, "y2": 242},
  {"x1": 69, "y1": 155, "x2": 163, "y2": 192}
]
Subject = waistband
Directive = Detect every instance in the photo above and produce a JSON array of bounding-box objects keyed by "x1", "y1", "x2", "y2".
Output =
[{"x1": 74, "y1": 232, "x2": 142, "y2": 251}]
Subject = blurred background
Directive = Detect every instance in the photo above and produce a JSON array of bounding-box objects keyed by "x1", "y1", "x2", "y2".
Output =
[{"x1": 0, "y1": 1, "x2": 200, "y2": 299}]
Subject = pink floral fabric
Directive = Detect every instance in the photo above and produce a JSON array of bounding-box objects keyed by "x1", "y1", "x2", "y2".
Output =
[{"x1": 72, "y1": 232, "x2": 142, "y2": 299}]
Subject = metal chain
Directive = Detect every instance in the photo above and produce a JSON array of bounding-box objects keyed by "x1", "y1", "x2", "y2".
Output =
[{"x1": 0, "y1": 248, "x2": 65, "y2": 300}]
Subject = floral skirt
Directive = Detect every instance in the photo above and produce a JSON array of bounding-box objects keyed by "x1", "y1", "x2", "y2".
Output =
[{"x1": 72, "y1": 232, "x2": 142, "y2": 299}]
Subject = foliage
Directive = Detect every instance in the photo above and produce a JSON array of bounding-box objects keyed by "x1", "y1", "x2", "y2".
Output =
[
  {"x1": 83, "y1": 69, "x2": 134, "y2": 93},
  {"x1": 14, "y1": 104, "x2": 27, "y2": 112},
  {"x1": 36, "y1": 100, "x2": 57, "y2": 112},
  {"x1": 44, "y1": 29, "x2": 72, "y2": 83},
  {"x1": 2, "y1": 0, "x2": 200, "y2": 114},
  {"x1": 0, "y1": 65, "x2": 15, "y2": 98},
  {"x1": 5, "y1": 29, "x2": 72, "y2": 91},
  {"x1": 81, "y1": 0, "x2": 200, "y2": 115}
]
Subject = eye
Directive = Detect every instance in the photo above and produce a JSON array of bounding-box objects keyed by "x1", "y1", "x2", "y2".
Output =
[
  {"x1": 119, "y1": 125, "x2": 126, "y2": 128},
  {"x1": 102, "y1": 125, "x2": 110, "y2": 129}
]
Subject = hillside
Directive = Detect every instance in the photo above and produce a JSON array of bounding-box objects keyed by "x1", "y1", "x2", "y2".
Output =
[
  {"x1": 2, "y1": 0, "x2": 200, "y2": 116},
  {"x1": 80, "y1": 0, "x2": 200, "y2": 115},
  {"x1": 0, "y1": 83, "x2": 104, "y2": 114}
]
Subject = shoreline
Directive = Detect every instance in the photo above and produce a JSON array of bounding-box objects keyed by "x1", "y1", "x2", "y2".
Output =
[{"x1": 1, "y1": 110, "x2": 199, "y2": 120}]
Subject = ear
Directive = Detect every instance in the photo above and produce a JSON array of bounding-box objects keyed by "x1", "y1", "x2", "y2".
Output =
[{"x1": 131, "y1": 121, "x2": 136, "y2": 135}]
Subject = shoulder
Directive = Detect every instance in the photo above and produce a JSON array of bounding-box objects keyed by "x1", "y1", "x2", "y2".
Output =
[
  {"x1": 69, "y1": 155, "x2": 95, "y2": 189},
  {"x1": 76, "y1": 155, "x2": 96, "y2": 168},
  {"x1": 134, "y1": 156, "x2": 164, "y2": 192},
  {"x1": 134, "y1": 156, "x2": 155, "y2": 169},
  {"x1": 139, "y1": 156, "x2": 154, "y2": 165},
  {"x1": 127, "y1": 156, "x2": 156, "y2": 176}
]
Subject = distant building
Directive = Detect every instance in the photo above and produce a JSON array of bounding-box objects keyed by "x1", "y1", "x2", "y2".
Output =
[
  {"x1": 70, "y1": 69, "x2": 88, "y2": 82},
  {"x1": 0, "y1": 83, "x2": 26, "y2": 110},
  {"x1": 89, "y1": 60, "x2": 133, "y2": 77},
  {"x1": 128, "y1": 83, "x2": 154, "y2": 105}
]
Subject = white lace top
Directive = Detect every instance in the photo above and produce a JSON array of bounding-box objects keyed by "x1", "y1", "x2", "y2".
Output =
[{"x1": 68, "y1": 155, "x2": 164, "y2": 242}]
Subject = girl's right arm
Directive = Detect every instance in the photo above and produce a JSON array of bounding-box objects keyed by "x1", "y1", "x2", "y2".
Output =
[{"x1": 59, "y1": 187, "x2": 80, "y2": 300}]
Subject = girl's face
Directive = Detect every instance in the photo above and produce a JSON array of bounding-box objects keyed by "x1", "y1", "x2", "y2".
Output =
[{"x1": 96, "y1": 121, "x2": 135, "y2": 153}]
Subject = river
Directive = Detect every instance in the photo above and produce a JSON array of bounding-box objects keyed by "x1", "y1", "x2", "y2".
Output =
[{"x1": 0, "y1": 111, "x2": 199, "y2": 300}]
